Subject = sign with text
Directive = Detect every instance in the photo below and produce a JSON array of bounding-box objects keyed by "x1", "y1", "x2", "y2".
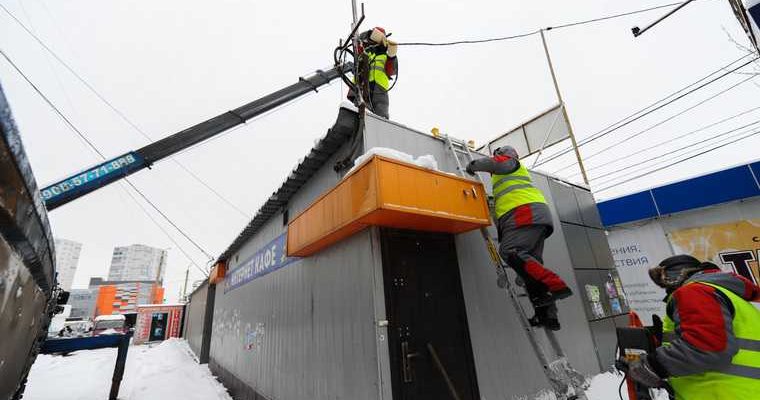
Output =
[
  {"x1": 608, "y1": 223, "x2": 672, "y2": 324},
  {"x1": 668, "y1": 219, "x2": 760, "y2": 284},
  {"x1": 224, "y1": 233, "x2": 299, "y2": 293}
]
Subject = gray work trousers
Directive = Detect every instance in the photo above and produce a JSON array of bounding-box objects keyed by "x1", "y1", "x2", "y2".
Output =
[
  {"x1": 370, "y1": 85, "x2": 389, "y2": 119},
  {"x1": 498, "y1": 224, "x2": 567, "y2": 299}
]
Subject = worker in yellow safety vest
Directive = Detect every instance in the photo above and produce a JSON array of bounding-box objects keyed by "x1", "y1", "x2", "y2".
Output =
[
  {"x1": 622, "y1": 255, "x2": 760, "y2": 399},
  {"x1": 466, "y1": 145, "x2": 572, "y2": 330},
  {"x1": 354, "y1": 27, "x2": 397, "y2": 119}
]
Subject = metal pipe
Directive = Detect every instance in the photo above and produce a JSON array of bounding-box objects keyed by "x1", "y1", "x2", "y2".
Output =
[
  {"x1": 539, "y1": 29, "x2": 589, "y2": 185},
  {"x1": 632, "y1": 0, "x2": 697, "y2": 37}
]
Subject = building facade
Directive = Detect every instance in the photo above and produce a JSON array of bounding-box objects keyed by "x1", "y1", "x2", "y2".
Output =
[
  {"x1": 183, "y1": 107, "x2": 627, "y2": 400},
  {"x1": 54, "y1": 238, "x2": 82, "y2": 291},
  {"x1": 68, "y1": 288, "x2": 97, "y2": 319},
  {"x1": 89, "y1": 278, "x2": 164, "y2": 316},
  {"x1": 108, "y1": 244, "x2": 167, "y2": 283}
]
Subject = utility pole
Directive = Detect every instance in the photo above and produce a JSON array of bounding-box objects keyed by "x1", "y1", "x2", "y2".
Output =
[
  {"x1": 350, "y1": 0, "x2": 360, "y2": 87},
  {"x1": 539, "y1": 29, "x2": 590, "y2": 185},
  {"x1": 181, "y1": 265, "x2": 190, "y2": 301}
]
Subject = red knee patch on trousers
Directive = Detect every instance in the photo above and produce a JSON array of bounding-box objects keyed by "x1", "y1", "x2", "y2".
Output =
[{"x1": 524, "y1": 260, "x2": 567, "y2": 292}]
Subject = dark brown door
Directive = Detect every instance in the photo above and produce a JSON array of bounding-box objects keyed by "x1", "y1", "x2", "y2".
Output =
[{"x1": 381, "y1": 229, "x2": 480, "y2": 400}]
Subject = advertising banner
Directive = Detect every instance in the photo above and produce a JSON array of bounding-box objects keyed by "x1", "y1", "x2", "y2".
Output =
[
  {"x1": 607, "y1": 223, "x2": 672, "y2": 324},
  {"x1": 668, "y1": 219, "x2": 760, "y2": 283}
]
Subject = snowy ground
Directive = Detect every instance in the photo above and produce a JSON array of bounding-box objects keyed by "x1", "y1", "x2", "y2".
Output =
[
  {"x1": 23, "y1": 339, "x2": 231, "y2": 400},
  {"x1": 23, "y1": 339, "x2": 664, "y2": 400}
]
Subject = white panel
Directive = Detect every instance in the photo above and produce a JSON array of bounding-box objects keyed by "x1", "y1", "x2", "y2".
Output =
[
  {"x1": 489, "y1": 126, "x2": 530, "y2": 158},
  {"x1": 484, "y1": 104, "x2": 569, "y2": 158},
  {"x1": 524, "y1": 106, "x2": 569, "y2": 153}
]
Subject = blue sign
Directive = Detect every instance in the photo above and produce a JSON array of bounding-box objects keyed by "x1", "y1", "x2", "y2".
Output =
[
  {"x1": 224, "y1": 233, "x2": 299, "y2": 293},
  {"x1": 41, "y1": 152, "x2": 146, "y2": 208}
]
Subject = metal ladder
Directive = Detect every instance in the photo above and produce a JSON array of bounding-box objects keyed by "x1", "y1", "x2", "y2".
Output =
[{"x1": 442, "y1": 135, "x2": 588, "y2": 400}]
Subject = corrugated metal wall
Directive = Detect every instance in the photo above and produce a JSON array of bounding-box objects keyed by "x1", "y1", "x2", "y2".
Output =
[
  {"x1": 184, "y1": 281, "x2": 209, "y2": 359},
  {"x1": 208, "y1": 144, "x2": 390, "y2": 400},
  {"x1": 363, "y1": 114, "x2": 618, "y2": 398},
  {"x1": 210, "y1": 228, "x2": 384, "y2": 400}
]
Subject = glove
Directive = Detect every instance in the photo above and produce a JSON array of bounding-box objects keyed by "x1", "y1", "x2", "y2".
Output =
[
  {"x1": 626, "y1": 357, "x2": 665, "y2": 389},
  {"x1": 465, "y1": 162, "x2": 476, "y2": 176},
  {"x1": 387, "y1": 40, "x2": 398, "y2": 57}
]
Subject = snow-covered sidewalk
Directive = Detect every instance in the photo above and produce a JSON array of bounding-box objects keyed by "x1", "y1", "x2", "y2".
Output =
[
  {"x1": 24, "y1": 338, "x2": 667, "y2": 400},
  {"x1": 23, "y1": 338, "x2": 231, "y2": 400}
]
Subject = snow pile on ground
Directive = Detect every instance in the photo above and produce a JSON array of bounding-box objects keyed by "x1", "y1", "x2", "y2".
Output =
[
  {"x1": 23, "y1": 338, "x2": 231, "y2": 400},
  {"x1": 584, "y1": 371, "x2": 670, "y2": 400},
  {"x1": 347, "y1": 147, "x2": 439, "y2": 175}
]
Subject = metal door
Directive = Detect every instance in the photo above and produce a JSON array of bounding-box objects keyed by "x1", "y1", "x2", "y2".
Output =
[{"x1": 381, "y1": 229, "x2": 480, "y2": 400}]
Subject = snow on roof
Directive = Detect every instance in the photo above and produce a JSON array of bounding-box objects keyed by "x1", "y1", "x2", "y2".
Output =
[{"x1": 94, "y1": 314, "x2": 125, "y2": 321}]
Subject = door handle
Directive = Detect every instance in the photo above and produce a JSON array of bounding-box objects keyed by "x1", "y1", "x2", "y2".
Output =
[{"x1": 401, "y1": 341, "x2": 416, "y2": 383}]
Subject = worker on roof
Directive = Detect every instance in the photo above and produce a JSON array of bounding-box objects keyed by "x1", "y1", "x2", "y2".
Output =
[
  {"x1": 621, "y1": 255, "x2": 760, "y2": 399},
  {"x1": 352, "y1": 27, "x2": 397, "y2": 119},
  {"x1": 466, "y1": 145, "x2": 572, "y2": 330}
]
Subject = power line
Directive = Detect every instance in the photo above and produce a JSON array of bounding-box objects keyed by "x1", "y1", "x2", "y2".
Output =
[
  {"x1": 400, "y1": 31, "x2": 538, "y2": 47},
  {"x1": 595, "y1": 128, "x2": 760, "y2": 192},
  {"x1": 399, "y1": 2, "x2": 685, "y2": 46},
  {"x1": 0, "y1": 2, "x2": 251, "y2": 220},
  {"x1": 0, "y1": 49, "x2": 106, "y2": 158},
  {"x1": 590, "y1": 117, "x2": 760, "y2": 184},
  {"x1": 0, "y1": 48, "x2": 214, "y2": 270},
  {"x1": 536, "y1": 55, "x2": 757, "y2": 167},
  {"x1": 551, "y1": 72, "x2": 757, "y2": 173},
  {"x1": 573, "y1": 104, "x2": 760, "y2": 176},
  {"x1": 118, "y1": 185, "x2": 210, "y2": 277},
  {"x1": 123, "y1": 180, "x2": 214, "y2": 260}
]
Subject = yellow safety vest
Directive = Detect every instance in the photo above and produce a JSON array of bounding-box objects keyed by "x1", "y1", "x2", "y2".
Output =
[
  {"x1": 366, "y1": 50, "x2": 389, "y2": 91},
  {"x1": 662, "y1": 281, "x2": 760, "y2": 400},
  {"x1": 491, "y1": 163, "x2": 546, "y2": 219}
]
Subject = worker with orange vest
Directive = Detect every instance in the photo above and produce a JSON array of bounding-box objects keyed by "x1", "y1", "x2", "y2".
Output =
[
  {"x1": 467, "y1": 145, "x2": 572, "y2": 330},
  {"x1": 622, "y1": 255, "x2": 760, "y2": 399}
]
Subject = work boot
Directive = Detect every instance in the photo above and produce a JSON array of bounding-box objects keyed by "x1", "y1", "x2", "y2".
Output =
[
  {"x1": 529, "y1": 303, "x2": 560, "y2": 331},
  {"x1": 531, "y1": 287, "x2": 573, "y2": 308}
]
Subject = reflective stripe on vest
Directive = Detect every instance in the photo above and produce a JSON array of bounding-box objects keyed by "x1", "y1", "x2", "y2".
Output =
[
  {"x1": 366, "y1": 51, "x2": 389, "y2": 90},
  {"x1": 491, "y1": 163, "x2": 546, "y2": 219},
  {"x1": 662, "y1": 281, "x2": 760, "y2": 398}
]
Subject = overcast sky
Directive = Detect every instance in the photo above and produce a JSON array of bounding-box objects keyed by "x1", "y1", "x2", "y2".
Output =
[{"x1": 1, "y1": 0, "x2": 758, "y2": 302}]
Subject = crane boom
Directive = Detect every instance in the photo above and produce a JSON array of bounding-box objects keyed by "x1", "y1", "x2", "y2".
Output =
[{"x1": 41, "y1": 63, "x2": 352, "y2": 211}]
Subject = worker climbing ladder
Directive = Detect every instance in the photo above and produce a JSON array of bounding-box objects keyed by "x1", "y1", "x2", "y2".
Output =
[{"x1": 442, "y1": 135, "x2": 588, "y2": 400}]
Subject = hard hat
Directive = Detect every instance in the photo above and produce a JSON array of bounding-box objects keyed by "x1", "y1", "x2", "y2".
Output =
[
  {"x1": 493, "y1": 145, "x2": 519, "y2": 159},
  {"x1": 648, "y1": 255, "x2": 714, "y2": 290}
]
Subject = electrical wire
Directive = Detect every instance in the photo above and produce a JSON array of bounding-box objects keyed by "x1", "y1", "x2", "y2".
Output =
[
  {"x1": 0, "y1": 48, "x2": 213, "y2": 272},
  {"x1": 590, "y1": 117, "x2": 760, "y2": 183},
  {"x1": 573, "y1": 104, "x2": 760, "y2": 176},
  {"x1": 1, "y1": 2, "x2": 252, "y2": 220},
  {"x1": 595, "y1": 128, "x2": 760, "y2": 192},
  {"x1": 0, "y1": 49, "x2": 106, "y2": 158},
  {"x1": 594, "y1": 124, "x2": 760, "y2": 188},
  {"x1": 398, "y1": 2, "x2": 686, "y2": 46},
  {"x1": 551, "y1": 72, "x2": 757, "y2": 173},
  {"x1": 118, "y1": 185, "x2": 210, "y2": 277},
  {"x1": 536, "y1": 55, "x2": 758, "y2": 167}
]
